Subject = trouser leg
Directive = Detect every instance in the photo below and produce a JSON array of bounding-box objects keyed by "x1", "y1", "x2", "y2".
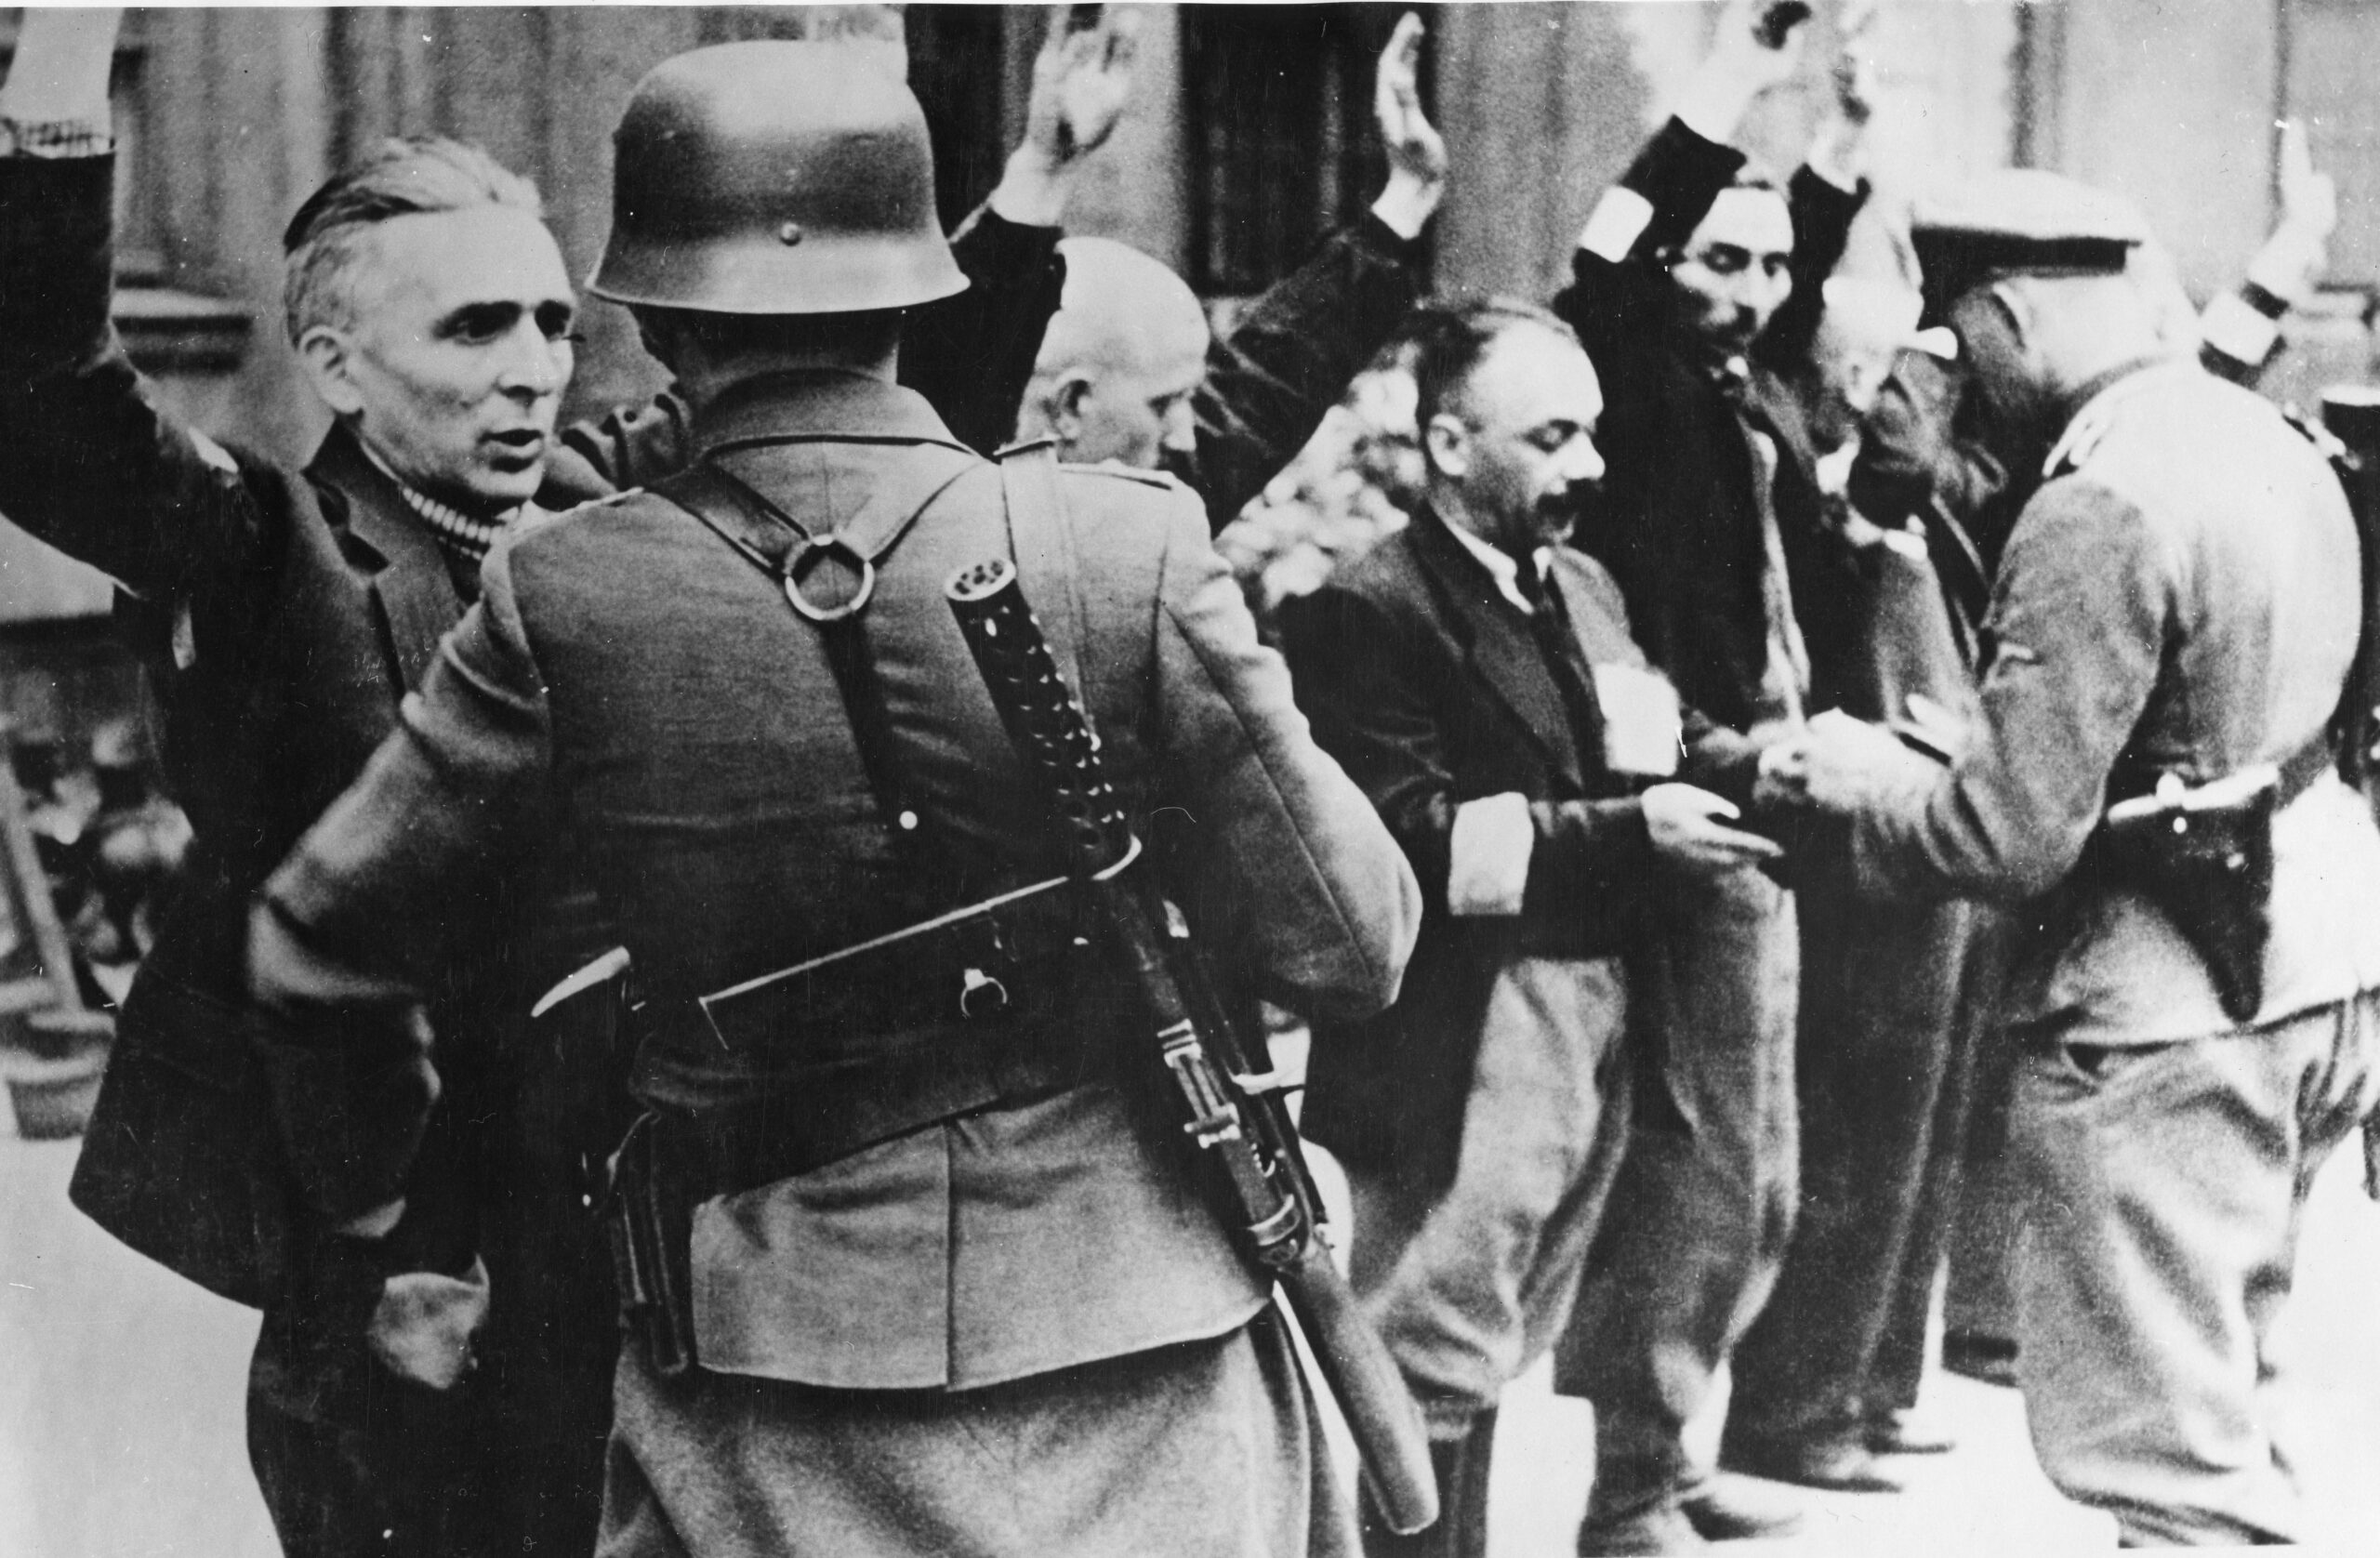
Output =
[
  {"x1": 1352, "y1": 957, "x2": 1631, "y2": 1436},
  {"x1": 2009, "y1": 992, "x2": 2380, "y2": 1547},
  {"x1": 1732, "y1": 879, "x2": 1970, "y2": 1443},
  {"x1": 1944, "y1": 912, "x2": 2022, "y2": 1368},
  {"x1": 1869, "y1": 958, "x2": 1982, "y2": 1419},
  {"x1": 1558, "y1": 871, "x2": 1798, "y2": 1527}
]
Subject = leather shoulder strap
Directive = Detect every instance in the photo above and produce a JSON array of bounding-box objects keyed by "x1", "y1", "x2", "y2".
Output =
[{"x1": 997, "y1": 439, "x2": 1094, "y2": 729}]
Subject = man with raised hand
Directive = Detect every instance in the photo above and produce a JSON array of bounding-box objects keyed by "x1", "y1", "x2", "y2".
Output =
[
  {"x1": 1015, "y1": 11, "x2": 1446, "y2": 532},
  {"x1": 1540, "y1": 2, "x2": 1885, "y2": 1547}
]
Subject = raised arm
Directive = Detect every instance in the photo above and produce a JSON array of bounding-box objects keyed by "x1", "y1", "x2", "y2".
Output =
[
  {"x1": 2200, "y1": 120, "x2": 2337, "y2": 386},
  {"x1": 1552, "y1": 0, "x2": 1809, "y2": 378},
  {"x1": 1181, "y1": 12, "x2": 1444, "y2": 527},
  {"x1": 0, "y1": 7, "x2": 271, "y2": 600},
  {"x1": 909, "y1": 7, "x2": 1141, "y2": 454}
]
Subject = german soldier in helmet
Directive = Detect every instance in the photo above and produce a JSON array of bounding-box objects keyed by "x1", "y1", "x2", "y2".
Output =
[{"x1": 246, "y1": 39, "x2": 1421, "y2": 1558}]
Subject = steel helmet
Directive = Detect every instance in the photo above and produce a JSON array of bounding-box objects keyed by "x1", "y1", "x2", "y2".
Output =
[{"x1": 590, "y1": 41, "x2": 967, "y2": 315}]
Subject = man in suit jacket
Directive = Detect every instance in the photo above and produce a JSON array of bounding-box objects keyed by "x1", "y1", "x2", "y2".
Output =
[
  {"x1": 1278, "y1": 299, "x2": 1783, "y2": 1558},
  {"x1": 246, "y1": 42, "x2": 1418, "y2": 1557},
  {"x1": 0, "y1": 11, "x2": 1127, "y2": 1553}
]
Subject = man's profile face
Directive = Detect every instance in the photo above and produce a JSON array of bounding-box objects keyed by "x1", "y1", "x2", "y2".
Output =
[
  {"x1": 1670, "y1": 186, "x2": 1796, "y2": 360},
  {"x1": 1435, "y1": 323, "x2": 1607, "y2": 554},
  {"x1": 1944, "y1": 282, "x2": 2045, "y2": 469},
  {"x1": 1064, "y1": 316, "x2": 1208, "y2": 471},
  {"x1": 314, "y1": 205, "x2": 577, "y2": 512}
]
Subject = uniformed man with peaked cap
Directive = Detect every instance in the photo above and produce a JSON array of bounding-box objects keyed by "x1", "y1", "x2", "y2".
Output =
[
  {"x1": 1792, "y1": 168, "x2": 2380, "y2": 1546},
  {"x1": 245, "y1": 40, "x2": 1420, "y2": 1558}
]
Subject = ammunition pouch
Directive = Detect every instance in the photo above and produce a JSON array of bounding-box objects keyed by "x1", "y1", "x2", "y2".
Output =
[{"x1": 2095, "y1": 733, "x2": 2334, "y2": 1023}]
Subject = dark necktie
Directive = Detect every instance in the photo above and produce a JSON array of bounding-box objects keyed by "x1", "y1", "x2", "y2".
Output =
[{"x1": 1513, "y1": 559, "x2": 1606, "y2": 769}]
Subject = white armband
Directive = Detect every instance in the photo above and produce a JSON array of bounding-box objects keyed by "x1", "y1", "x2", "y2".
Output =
[
  {"x1": 1578, "y1": 187, "x2": 1656, "y2": 264},
  {"x1": 1448, "y1": 792, "x2": 1535, "y2": 918}
]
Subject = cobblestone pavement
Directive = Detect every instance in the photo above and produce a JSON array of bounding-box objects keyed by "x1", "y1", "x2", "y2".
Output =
[{"x1": 6, "y1": 1102, "x2": 2377, "y2": 1558}]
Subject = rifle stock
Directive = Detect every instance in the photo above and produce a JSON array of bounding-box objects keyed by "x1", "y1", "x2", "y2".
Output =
[{"x1": 947, "y1": 556, "x2": 1439, "y2": 1535}]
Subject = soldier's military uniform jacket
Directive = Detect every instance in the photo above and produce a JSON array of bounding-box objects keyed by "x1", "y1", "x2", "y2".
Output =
[
  {"x1": 247, "y1": 367, "x2": 1420, "y2": 1390},
  {"x1": 1842, "y1": 358, "x2": 2380, "y2": 1042}
]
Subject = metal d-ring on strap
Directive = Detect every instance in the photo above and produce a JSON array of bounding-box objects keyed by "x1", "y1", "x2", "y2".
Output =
[{"x1": 783, "y1": 533, "x2": 876, "y2": 623}]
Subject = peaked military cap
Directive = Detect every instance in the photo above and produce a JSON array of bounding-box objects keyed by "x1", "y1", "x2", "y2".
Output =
[{"x1": 1911, "y1": 169, "x2": 2150, "y2": 323}]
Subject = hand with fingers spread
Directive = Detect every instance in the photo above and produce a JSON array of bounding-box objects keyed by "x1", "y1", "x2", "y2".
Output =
[
  {"x1": 1643, "y1": 782, "x2": 1786, "y2": 877},
  {"x1": 990, "y1": 7, "x2": 1142, "y2": 227},
  {"x1": 1370, "y1": 12, "x2": 1447, "y2": 241}
]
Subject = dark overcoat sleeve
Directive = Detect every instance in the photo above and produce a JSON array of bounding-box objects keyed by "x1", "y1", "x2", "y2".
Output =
[
  {"x1": 0, "y1": 152, "x2": 272, "y2": 601},
  {"x1": 1177, "y1": 215, "x2": 1428, "y2": 530},
  {"x1": 249, "y1": 537, "x2": 557, "y2": 1221},
  {"x1": 1276, "y1": 574, "x2": 1653, "y2": 926}
]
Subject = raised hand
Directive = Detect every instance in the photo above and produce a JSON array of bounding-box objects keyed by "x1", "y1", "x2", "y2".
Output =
[
  {"x1": 1677, "y1": 0, "x2": 1815, "y2": 145},
  {"x1": 1833, "y1": 0, "x2": 1881, "y2": 126},
  {"x1": 2245, "y1": 119, "x2": 2337, "y2": 303},
  {"x1": 991, "y1": 7, "x2": 1142, "y2": 228},
  {"x1": 1030, "y1": 7, "x2": 1139, "y2": 168},
  {"x1": 0, "y1": 7, "x2": 125, "y2": 126},
  {"x1": 1370, "y1": 13, "x2": 1447, "y2": 240}
]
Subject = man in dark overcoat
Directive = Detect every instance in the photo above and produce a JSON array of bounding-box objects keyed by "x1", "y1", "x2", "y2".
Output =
[
  {"x1": 245, "y1": 41, "x2": 1420, "y2": 1558},
  {"x1": 1278, "y1": 299, "x2": 1786, "y2": 1558}
]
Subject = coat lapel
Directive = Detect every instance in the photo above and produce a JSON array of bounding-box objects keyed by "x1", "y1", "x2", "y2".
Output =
[
  {"x1": 308, "y1": 427, "x2": 465, "y2": 694},
  {"x1": 1408, "y1": 510, "x2": 1584, "y2": 789}
]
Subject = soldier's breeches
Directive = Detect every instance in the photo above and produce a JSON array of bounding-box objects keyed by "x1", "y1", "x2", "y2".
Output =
[
  {"x1": 594, "y1": 1309, "x2": 1352, "y2": 1558},
  {"x1": 2009, "y1": 989, "x2": 2380, "y2": 1547}
]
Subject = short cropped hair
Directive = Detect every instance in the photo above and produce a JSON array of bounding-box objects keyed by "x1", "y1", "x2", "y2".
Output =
[
  {"x1": 1406, "y1": 297, "x2": 1580, "y2": 433},
  {"x1": 282, "y1": 137, "x2": 544, "y2": 345}
]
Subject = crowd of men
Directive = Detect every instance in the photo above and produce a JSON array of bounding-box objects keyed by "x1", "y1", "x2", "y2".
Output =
[{"x1": 3, "y1": 3, "x2": 2377, "y2": 1556}]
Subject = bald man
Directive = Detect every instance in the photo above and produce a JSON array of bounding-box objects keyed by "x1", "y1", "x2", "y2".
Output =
[{"x1": 1015, "y1": 12, "x2": 1445, "y2": 530}]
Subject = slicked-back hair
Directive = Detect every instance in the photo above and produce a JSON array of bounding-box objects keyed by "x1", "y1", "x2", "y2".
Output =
[
  {"x1": 282, "y1": 136, "x2": 545, "y2": 345},
  {"x1": 1407, "y1": 297, "x2": 1580, "y2": 437}
]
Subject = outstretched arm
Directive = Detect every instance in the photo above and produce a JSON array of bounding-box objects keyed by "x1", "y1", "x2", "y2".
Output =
[
  {"x1": 1182, "y1": 12, "x2": 1446, "y2": 528},
  {"x1": 2201, "y1": 120, "x2": 2336, "y2": 386},
  {"x1": 0, "y1": 7, "x2": 271, "y2": 601},
  {"x1": 908, "y1": 7, "x2": 1142, "y2": 455}
]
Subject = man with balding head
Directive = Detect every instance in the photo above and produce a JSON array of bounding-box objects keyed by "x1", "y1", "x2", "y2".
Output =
[{"x1": 1015, "y1": 12, "x2": 1445, "y2": 530}]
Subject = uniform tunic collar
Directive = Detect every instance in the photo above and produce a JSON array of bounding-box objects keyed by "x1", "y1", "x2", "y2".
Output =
[{"x1": 691, "y1": 367, "x2": 972, "y2": 457}]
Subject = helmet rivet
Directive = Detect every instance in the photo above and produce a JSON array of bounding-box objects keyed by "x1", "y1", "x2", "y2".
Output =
[{"x1": 777, "y1": 221, "x2": 804, "y2": 246}]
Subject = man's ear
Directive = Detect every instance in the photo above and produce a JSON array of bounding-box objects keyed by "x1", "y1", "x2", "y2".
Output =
[
  {"x1": 296, "y1": 323, "x2": 366, "y2": 418},
  {"x1": 1049, "y1": 373, "x2": 1094, "y2": 445},
  {"x1": 1423, "y1": 413, "x2": 1470, "y2": 481}
]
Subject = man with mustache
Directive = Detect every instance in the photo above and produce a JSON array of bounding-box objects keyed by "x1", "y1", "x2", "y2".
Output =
[
  {"x1": 1278, "y1": 299, "x2": 1787, "y2": 1558},
  {"x1": 0, "y1": 10, "x2": 1130, "y2": 1553},
  {"x1": 1539, "y1": 1, "x2": 1888, "y2": 1549}
]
